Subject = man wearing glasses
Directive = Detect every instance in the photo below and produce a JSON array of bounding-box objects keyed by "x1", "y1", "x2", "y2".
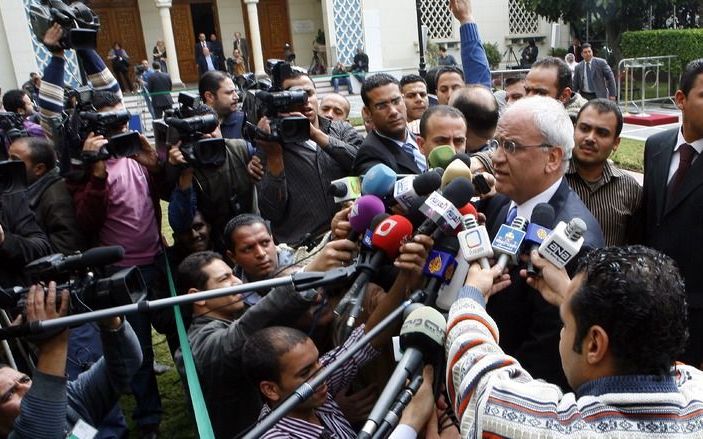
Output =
[
  {"x1": 354, "y1": 73, "x2": 427, "y2": 175},
  {"x1": 479, "y1": 95, "x2": 604, "y2": 390}
]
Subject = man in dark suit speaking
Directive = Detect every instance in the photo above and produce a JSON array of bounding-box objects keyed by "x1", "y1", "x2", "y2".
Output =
[
  {"x1": 145, "y1": 62, "x2": 173, "y2": 119},
  {"x1": 572, "y1": 43, "x2": 616, "y2": 101},
  {"x1": 353, "y1": 73, "x2": 427, "y2": 175},
  {"x1": 641, "y1": 59, "x2": 703, "y2": 369},
  {"x1": 479, "y1": 95, "x2": 604, "y2": 389}
]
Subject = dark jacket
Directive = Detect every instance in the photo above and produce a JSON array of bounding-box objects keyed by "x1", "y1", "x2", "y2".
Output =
[
  {"x1": 145, "y1": 70, "x2": 174, "y2": 109},
  {"x1": 0, "y1": 191, "x2": 52, "y2": 288},
  {"x1": 196, "y1": 54, "x2": 219, "y2": 75},
  {"x1": 353, "y1": 130, "x2": 422, "y2": 175},
  {"x1": 26, "y1": 168, "x2": 86, "y2": 254},
  {"x1": 480, "y1": 179, "x2": 604, "y2": 390}
]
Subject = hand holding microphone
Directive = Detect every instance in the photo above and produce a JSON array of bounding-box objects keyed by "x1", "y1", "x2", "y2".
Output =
[
  {"x1": 521, "y1": 251, "x2": 571, "y2": 307},
  {"x1": 464, "y1": 262, "x2": 511, "y2": 302}
]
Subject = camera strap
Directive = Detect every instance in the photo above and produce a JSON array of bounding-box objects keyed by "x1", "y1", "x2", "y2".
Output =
[{"x1": 163, "y1": 253, "x2": 215, "y2": 438}]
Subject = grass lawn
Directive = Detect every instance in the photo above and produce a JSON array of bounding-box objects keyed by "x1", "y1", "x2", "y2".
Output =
[{"x1": 611, "y1": 137, "x2": 645, "y2": 173}]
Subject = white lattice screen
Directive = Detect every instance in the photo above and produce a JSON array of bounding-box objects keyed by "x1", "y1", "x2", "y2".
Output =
[
  {"x1": 508, "y1": 0, "x2": 539, "y2": 35},
  {"x1": 333, "y1": 0, "x2": 365, "y2": 65},
  {"x1": 420, "y1": 0, "x2": 454, "y2": 40}
]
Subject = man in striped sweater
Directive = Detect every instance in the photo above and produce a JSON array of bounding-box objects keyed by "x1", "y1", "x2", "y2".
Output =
[{"x1": 445, "y1": 245, "x2": 703, "y2": 438}]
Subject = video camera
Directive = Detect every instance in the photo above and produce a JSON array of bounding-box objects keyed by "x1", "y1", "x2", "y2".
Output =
[
  {"x1": 154, "y1": 92, "x2": 226, "y2": 168},
  {"x1": 241, "y1": 61, "x2": 310, "y2": 144},
  {"x1": 29, "y1": 0, "x2": 100, "y2": 50},
  {"x1": 0, "y1": 112, "x2": 29, "y2": 145},
  {"x1": 77, "y1": 109, "x2": 142, "y2": 163},
  {"x1": 0, "y1": 161, "x2": 27, "y2": 194},
  {"x1": 0, "y1": 246, "x2": 145, "y2": 317}
]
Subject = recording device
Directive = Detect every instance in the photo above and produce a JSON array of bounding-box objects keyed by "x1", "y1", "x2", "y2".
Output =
[
  {"x1": 359, "y1": 306, "x2": 447, "y2": 439},
  {"x1": 348, "y1": 195, "x2": 386, "y2": 242},
  {"x1": 242, "y1": 62, "x2": 310, "y2": 143},
  {"x1": 492, "y1": 215, "x2": 528, "y2": 271},
  {"x1": 361, "y1": 163, "x2": 397, "y2": 197},
  {"x1": 417, "y1": 177, "x2": 474, "y2": 238},
  {"x1": 0, "y1": 112, "x2": 29, "y2": 144},
  {"x1": 440, "y1": 158, "x2": 472, "y2": 189},
  {"x1": 29, "y1": 0, "x2": 100, "y2": 50},
  {"x1": 0, "y1": 161, "x2": 28, "y2": 194},
  {"x1": 525, "y1": 204, "x2": 555, "y2": 275},
  {"x1": 329, "y1": 176, "x2": 361, "y2": 204},
  {"x1": 77, "y1": 110, "x2": 142, "y2": 163},
  {"x1": 538, "y1": 218, "x2": 587, "y2": 268},
  {"x1": 0, "y1": 246, "x2": 145, "y2": 316},
  {"x1": 472, "y1": 173, "x2": 492, "y2": 195},
  {"x1": 422, "y1": 235, "x2": 459, "y2": 306},
  {"x1": 427, "y1": 145, "x2": 455, "y2": 169},
  {"x1": 393, "y1": 171, "x2": 442, "y2": 212}
]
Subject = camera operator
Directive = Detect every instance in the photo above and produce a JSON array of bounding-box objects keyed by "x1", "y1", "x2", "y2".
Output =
[
  {"x1": 38, "y1": 24, "x2": 164, "y2": 437},
  {"x1": 0, "y1": 281, "x2": 142, "y2": 438},
  {"x1": 8, "y1": 137, "x2": 86, "y2": 255},
  {"x1": 250, "y1": 67, "x2": 363, "y2": 247},
  {"x1": 166, "y1": 103, "x2": 256, "y2": 251},
  {"x1": 1, "y1": 90, "x2": 45, "y2": 154}
]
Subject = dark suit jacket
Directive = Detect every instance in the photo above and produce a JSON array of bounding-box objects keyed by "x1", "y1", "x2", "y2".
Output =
[
  {"x1": 573, "y1": 57, "x2": 617, "y2": 99},
  {"x1": 146, "y1": 71, "x2": 174, "y2": 108},
  {"x1": 197, "y1": 54, "x2": 220, "y2": 75},
  {"x1": 642, "y1": 128, "x2": 703, "y2": 308},
  {"x1": 194, "y1": 41, "x2": 213, "y2": 60},
  {"x1": 481, "y1": 179, "x2": 604, "y2": 390},
  {"x1": 353, "y1": 130, "x2": 421, "y2": 175}
]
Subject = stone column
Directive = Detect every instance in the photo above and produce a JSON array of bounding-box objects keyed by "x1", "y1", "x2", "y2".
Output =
[
  {"x1": 243, "y1": 0, "x2": 265, "y2": 76},
  {"x1": 155, "y1": 0, "x2": 183, "y2": 86}
]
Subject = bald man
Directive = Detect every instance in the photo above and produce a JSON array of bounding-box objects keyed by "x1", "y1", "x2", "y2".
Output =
[{"x1": 319, "y1": 93, "x2": 351, "y2": 122}]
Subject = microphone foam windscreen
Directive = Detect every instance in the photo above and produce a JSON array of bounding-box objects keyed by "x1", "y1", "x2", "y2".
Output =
[
  {"x1": 372, "y1": 215, "x2": 414, "y2": 259},
  {"x1": 349, "y1": 195, "x2": 386, "y2": 233},
  {"x1": 441, "y1": 159, "x2": 472, "y2": 188},
  {"x1": 530, "y1": 203, "x2": 556, "y2": 228},
  {"x1": 400, "y1": 306, "x2": 447, "y2": 346},
  {"x1": 451, "y1": 153, "x2": 472, "y2": 168},
  {"x1": 442, "y1": 177, "x2": 475, "y2": 208},
  {"x1": 413, "y1": 170, "x2": 442, "y2": 196},
  {"x1": 458, "y1": 202, "x2": 478, "y2": 217},
  {"x1": 427, "y1": 145, "x2": 455, "y2": 169},
  {"x1": 65, "y1": 246, "x2": 125, "y2": 271},
  {"x1": 362, "y1": 163, "x2": 397, "y2": 197},
  {"x1": 369, "y1": 213, "x2": 390, "y2": 231}
]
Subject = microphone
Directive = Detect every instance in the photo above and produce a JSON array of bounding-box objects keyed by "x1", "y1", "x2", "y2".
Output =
[
  {"x1": 361, "y1": 213, "x2": 390, "y2": 250},
  {"x1": 492, "y1": 215, "x2": 529, "y2": 271},
  {"x1": 361, "y1": 163, "x2": 397, "y2": 197},
  {"x1": 25, "y1": 246, "x2": 125, "y2": 278},
  {"x1": 427, "y1": 145, "x2": 455, "y2": 169},
  {"x1": 358, "y1": 306, "x2": 447, "y2": 439},
  {"x1": 440, "y1": 159, "x2": 472, "y2": 189},
  {"x1": 336, "y1": 215, "x2": 414, "y2": 340},
  {"x1": 348, "y1": 195, "x2": 387, "y2": 242},
  {"x1": 393, "y1": 170, "x2": 442, "y2": 212},
  {"x1": 417, "y1": 177, "x2": 474, "y2": 239},
  {"x1": 538, "y1": 218, "x2": 588, "y2": 269},
  {"x1": 422, "y1": 235, "x2": 459, "y2": 306},
  {"x1": 524, "y1": 203, "x2": 556, "y2": 275},
  {"x1": 328, "y1": 176, "x2": 361, "y2": 203}
]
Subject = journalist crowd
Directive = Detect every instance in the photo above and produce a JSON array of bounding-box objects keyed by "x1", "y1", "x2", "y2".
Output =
[{"x1": 0, "y1": 0, "x2": 702, "y2": 437}]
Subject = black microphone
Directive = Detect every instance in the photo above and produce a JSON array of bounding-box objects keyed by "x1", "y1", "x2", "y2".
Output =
[
  {"x1": 358, "y1": 306, "x2": 446, "y2": 439},
  {"x1": 524, "y1": 203, "x2": 555, "y2": 276},
  {"x1": 422, "y1": 235, "x2": 460, "y2": 306},
  {"x1": 416, "y1": 177, "x2": 474, "y2": 239},
  {"x1": 393, "y1": 170, "x2": 442, "y2": 212},
  {"x1": 57, "y1": 246, "x2": 125, "y2": 272}
]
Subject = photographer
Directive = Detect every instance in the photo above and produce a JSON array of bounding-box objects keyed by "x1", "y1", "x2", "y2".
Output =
[
  {"x1": 166, "y1": 103, "x2": 256, "y2": 251},
  {"x1": 1, "y1": 90, "x2": 45, "y2": 154},
  {"x1": 0, "y1": 282, "x2": 142, "y2": 438},
  {"x1": 249, "y1": 67, "x2": 362, "y2": 246},
  {"x1": 38, "y1": 24, "x2": 164, "y2": 437}
]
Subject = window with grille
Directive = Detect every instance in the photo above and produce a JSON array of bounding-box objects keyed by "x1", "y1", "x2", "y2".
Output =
[
  {"x1": 508, "y1": 0, "x2": 539, "y2": 35},
  {"x1": 420, "y1": 0, "x2": 455, "y2": 40}
]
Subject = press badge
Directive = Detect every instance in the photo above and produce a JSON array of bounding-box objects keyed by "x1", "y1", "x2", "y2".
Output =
[{"x1": 68, "y1": 419, "x2": 98, "y2": 439}]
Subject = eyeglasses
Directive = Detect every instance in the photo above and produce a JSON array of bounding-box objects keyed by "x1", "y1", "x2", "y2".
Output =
[
  {"x1": 0, "y1": 375, "x2": 30, "y2": 404},
  {"x1": 488, "y1": 138, "x2": 553, "y2": 154},
  {"x1": 372, "y1": 96, "x2": 403, "y2": 112}
]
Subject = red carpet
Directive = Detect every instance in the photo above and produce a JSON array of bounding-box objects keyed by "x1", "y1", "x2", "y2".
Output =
[{"x1": 624, "y1": 113, "x2": 679, "y2": 126}]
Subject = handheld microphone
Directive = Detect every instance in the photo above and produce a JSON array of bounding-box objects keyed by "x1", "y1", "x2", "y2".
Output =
[
  {"x1": 417, "y1": 177, "x2": 474, "y2": 239},
  {"x1": 393, "y1": 170, "x2": 442, "y2": 212},
  {"x1": 451, "y1": 152, "x2": 472, "y2": 168},
  {"x1": 336, "y1": 215, "x2": 414, "y2": 340},
  {"x1": 538, "y1": 218, "x2": 587, "y2": 269},
  {"x1": 458, "y1": 213, "x2": 493, "y2": 270},
  {"x1": 492, "y1": 215, "x2": 529, "y2": 271},
  {"x1": 348, "y1": 195, "x2": 386, "y2": 242},
  {"x1": 361, "y1": 213, "x2": 389, "y2": 250},
  {"x1": 440, "y1": 159, "x2": 472, "y2": 189},
  {"x1": 361, "y1": 163, "x2": 397, "y2": 197},
  {"x1": 328, "y1": 176, "x2": 361, "y2": 203},
  {"x1": 422, "y1": 235, "x2": 459, "y2": 306},
  {"x1": 358, "y1": 306, "x2": 447, "y2": 439},
  {"x1": 25, "y1": 246, "x2": 125, "y2": 278},
  {"x1": 524, "y1": 203, "x2": 556, "y2": 275},
  {"x1": 427, "y1": 145, "x2": 455, "y2": 169}
]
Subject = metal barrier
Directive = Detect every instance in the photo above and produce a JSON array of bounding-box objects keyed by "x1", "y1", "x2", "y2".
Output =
[{"x1": 618, "y1": 55, "x2": 678, "y2": 115}]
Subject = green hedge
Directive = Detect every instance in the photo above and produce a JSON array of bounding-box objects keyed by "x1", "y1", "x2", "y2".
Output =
[{"x1": 621, "y1": 29, "x2": 703, "y2": 72}]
